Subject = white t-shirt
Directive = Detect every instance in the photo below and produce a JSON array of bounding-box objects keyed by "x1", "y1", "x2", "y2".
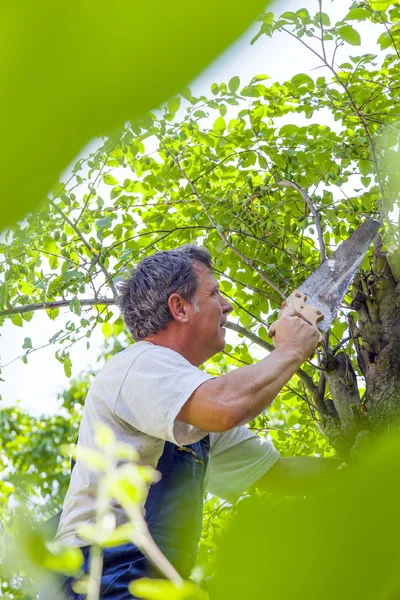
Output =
[{"x1": 56, "y1": 342, "x2": 279, "y2": 546}]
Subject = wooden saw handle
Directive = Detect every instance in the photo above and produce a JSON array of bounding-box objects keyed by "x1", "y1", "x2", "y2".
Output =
[{"x1": 268, "y1": 290, "x2": 324, "y2": 345}]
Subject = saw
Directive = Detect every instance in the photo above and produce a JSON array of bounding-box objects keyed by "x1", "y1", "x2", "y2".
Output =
[{"x1": 268, "y1": 219, "x2": 381, "y2": 342}]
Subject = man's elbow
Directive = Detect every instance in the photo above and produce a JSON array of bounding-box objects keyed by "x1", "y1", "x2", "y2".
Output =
[
  {"x1": 179, "y1": 381, "x2": 251, "y2": 432},
  {"x1": 211, "y1": 401, "x2": 245, "y2": 432}
]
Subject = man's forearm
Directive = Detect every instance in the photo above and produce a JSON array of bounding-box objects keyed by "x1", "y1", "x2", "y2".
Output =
[
  {"x1": 178, "y1": 315, "x2": 320, "y2": 433},
  {"x1": 212, "y1": 348, "x2": 306, "y2": 428}
]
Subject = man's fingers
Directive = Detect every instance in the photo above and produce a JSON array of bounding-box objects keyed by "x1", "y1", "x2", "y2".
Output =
[{"x1": 293, "y1": 311, "x2": 314, "y2": 328}]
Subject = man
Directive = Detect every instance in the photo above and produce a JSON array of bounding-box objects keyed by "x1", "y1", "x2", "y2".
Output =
[{"x1": 49, "y1": 244, "x2": 322, "y2": 599}]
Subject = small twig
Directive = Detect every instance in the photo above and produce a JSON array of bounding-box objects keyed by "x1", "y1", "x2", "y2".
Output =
[
  {"x1": 1, "y1": 307, "x2": 107, "y2": 369},
  {"x1": 318, "y1": 0, "x2": 327, "y2": 64},
  {"x1": 213, "y1": 267, "x2": 274, "y2": 302},
  {"x1": 49, "y1": 199, "x2": 119, "y2": 299},
  {"x1": 332, "y1": 335, "x2": 353, "y2": 355},
  {"x1": 223, "y1": 351, "x2": 251, "y2": 366},
  {"x1": 379, "y1": 12, "x2": 400, "y2": 62},
  {"x1": 223, "y1": 293, "x2": 269, "y2": 328}
]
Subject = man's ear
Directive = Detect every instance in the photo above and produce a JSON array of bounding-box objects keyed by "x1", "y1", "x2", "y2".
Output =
[{"x1": 168, "y1": 293, "x2": 190, "y2": 324}]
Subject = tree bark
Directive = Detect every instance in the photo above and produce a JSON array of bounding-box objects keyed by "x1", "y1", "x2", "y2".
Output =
[{"x1": 322, "y1": 243, "x2": 400, "y2": 454}]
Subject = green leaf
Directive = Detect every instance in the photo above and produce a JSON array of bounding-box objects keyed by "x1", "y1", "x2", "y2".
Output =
[
  {"x1": 103, "y1": 174, "x2": 119, "y2": 186},
  {"x1": 240, "y1": 85, "x2": 258, "y2": 97},
  {"x1": 279, "y1": 124, "x2": 299, "y2": 136},
  {"x1": 180, "y1": 87, "x2": 192, "y2": 101},
  {"x1": 63, "y1": 356, "x2": 72, "y2": 378},
  {"x1": 110, "y1": 185, "x2": 123, "y2": 200},
  {"x1": 288, "y1": 412, "x2": 300, "y2": 427},
  {"x1": 250, "y1": 73, "x2": 270, "y2": 84},
  {"x1": 228, "y1": 76, "x2": 240, "y2": 92},
  {"x1": 320, "y1": 12, "x2": 331, "y2": 26},
  {"x1": 51, "y1": 182, "x2": 65, "y2": 198},
  {"x1": 69, "y1": 296, "x2": 81, "y2": 317},
  {"x1": 211, "y1": 83, "x2": 219, "y2": 95},
  {"x1": 213, "y1": 116, "x2": 226, "y2": 132},
  {"x1": 337, "y1": 25, "x2": 361, "y2": 46},
  {"x1": 96, "y1": 215, "x2": 112, "y2": 229},
  {"x1": 344, "y1": 8, "x2": 370, "y2": 20},
  {"x1": 297, "y1": 8, "x2": 310, "y2": 21},
  {"x1": 43, "y1": 546, "x2": 83, "y2": 576},
  {"x1": 263, "y1": 12, "x2": 274, "y2": 24},
  {"x1": 10, "y1": 313, "x2": 23, "y2": 327},
  {"x1": 102, "y1": 322, "x2": 113, "y2": 339},
  {"x1": 369, "y1": 0, "x2": 393, "y2": 9},
  {"x1": 22, "y1": 337, "x2": 32, "y2": 350},
  {"x1": 0, "y1": 283, "x2": 8, "y2": 308},
  {"x1": 378, "y1": 31, "x2": 392, "y2": 49},
  {"x1": 131, "y1": 578, "x2": 208, "y2": 600},
  {"x1": 280, "y1": 12, "x2": 298, "y2": 21},
  {"x1": 291, "y1": 73, "x2": 314, "y2": 87},
  {"x1": 167, "y1": 96, "x2": 180, "y2": 113},
  {"x1": 47, "y1": 307, "x2": 59, "y2": 320},
  {"x1": 359, "y1": 159, "x2": 371, "y2": 177}
]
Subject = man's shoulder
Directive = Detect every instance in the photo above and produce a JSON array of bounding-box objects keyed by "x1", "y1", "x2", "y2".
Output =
[
  {"x1": 98, "y1": 341, "x2": 190, "y2": 379},
  {"x1": 102, "y1": 341, "x2": 156, "y2": 369},
  {"x1": 110, "y1": 342, "x2": 198, "y2": 368}
]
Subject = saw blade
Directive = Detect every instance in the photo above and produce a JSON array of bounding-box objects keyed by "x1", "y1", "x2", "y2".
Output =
[{"x1": 298, "y1": 219, "x2": 380, "y2": 332}]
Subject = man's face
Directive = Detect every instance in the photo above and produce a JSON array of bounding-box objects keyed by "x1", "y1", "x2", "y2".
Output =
[{"x1": 188, "y1": 263, "x2": 233, "y2": 362}]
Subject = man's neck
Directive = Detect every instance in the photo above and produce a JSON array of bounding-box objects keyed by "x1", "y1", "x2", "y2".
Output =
[{"x1": 143, "y1": 329, "x2": 202, "y2": 367}]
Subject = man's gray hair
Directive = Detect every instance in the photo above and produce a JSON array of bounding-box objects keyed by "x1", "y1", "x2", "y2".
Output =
[{"x1": 117, "y1": 244, "x2": 213, "y2": 340}]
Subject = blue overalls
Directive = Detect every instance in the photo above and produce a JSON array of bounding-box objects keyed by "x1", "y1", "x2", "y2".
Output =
[{"x1": 50, "y1": 435, "x2": 210, "y2": 599}]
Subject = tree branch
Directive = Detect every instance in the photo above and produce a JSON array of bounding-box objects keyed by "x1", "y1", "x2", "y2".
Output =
[
  {"x1": 0, "y1": 298, "x2": 114, "y2": 318},
  {"x1": 225, "y1": 321, "x2": 272, "y2": 350},
  {"x1": 277, "y1": 180, "x2": 326, "y2": 262}
]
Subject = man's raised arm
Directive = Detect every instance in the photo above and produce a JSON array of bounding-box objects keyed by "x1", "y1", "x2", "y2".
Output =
[{"x1": 177, "y1": 314, "x2": 319, "y2": 433}]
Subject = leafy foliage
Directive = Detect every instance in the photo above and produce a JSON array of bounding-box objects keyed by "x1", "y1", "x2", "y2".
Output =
[
  {"x1": 2, "y1": 1, "x2": 399, "y2": 443},
  {"x1": 1, "y1": 1, "x2": 400, "y2": 597},
  {"x1": 0, "y1": 379, "x2": 85, "y2": 598}
]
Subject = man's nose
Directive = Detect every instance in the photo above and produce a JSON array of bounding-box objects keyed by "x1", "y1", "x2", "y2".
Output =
[{"x1": 221, "y1": 296, "x2": 233, "y2": 314}]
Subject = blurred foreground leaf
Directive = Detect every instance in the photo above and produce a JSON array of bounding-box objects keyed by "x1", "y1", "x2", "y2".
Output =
[
  {"x1": 0, "y1": 0, "x2": 269, "y2": 230},
  {"x1": 210, "y1": 435, "x2": 400, "y2": 599},
  {"x1": 131, "y1": 578, "x2": 208, "y2": 600}
]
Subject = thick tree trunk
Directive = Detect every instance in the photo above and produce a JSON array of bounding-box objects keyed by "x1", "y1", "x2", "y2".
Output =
[
  {"x1": 320, "y1": 241, "x2": 400, "y2": 455},
  {"x1": 357, "y1": 243, "x2": 400, "y2": 427}
]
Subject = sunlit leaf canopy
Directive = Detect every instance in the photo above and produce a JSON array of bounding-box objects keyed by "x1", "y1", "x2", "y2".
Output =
[
  {"x1": 2, "y1": 0, "x2": 400, "y2": 455},
  {"x1": 0, "y1": 0, "x2": 270, "y2": 231},
  {"x1": 2, "y1": 1, "x2": 400, "y2": 597}
]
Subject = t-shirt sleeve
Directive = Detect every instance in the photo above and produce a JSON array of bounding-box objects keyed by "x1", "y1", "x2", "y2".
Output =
[
  {"x1": 113, "y1": 346, "x2": 214, "y2": 446},
  {"x1": 206, "y1": 426, "x2": 280, "y2": 504}
]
